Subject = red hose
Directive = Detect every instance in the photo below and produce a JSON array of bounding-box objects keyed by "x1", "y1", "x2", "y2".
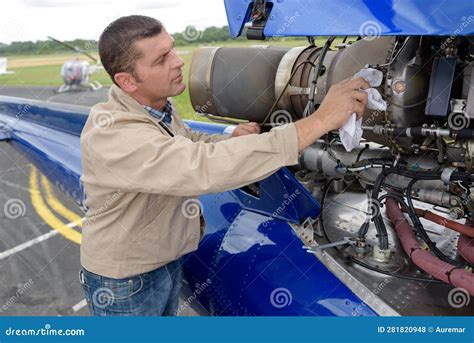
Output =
[
  {"x1": 458, "y1": 234, "x2": 474, "y2": 265},
  {"x1": 412, "y1": 208, "x2": 474, "y2": 238},
  {"x1": 385, "y1": 199, "x2": 474, "y2": 295},
  {"x1": 408, "y1": 207, "x2": 474, "y2": 264}
]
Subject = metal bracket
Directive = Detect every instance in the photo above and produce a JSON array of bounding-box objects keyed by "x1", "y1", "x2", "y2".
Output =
[
  {"x1": 298, "y1": 217, "x2": 316, "y2": 244},
  {"x1": 247, "y1": 0, "x2": 269, "y2": 40},
  {"x1": 441, "y1": 167, "x2": 456, "y2": 184},
  {"x1": 303, "y1": 237, "x2": 357, "y2": 253}
]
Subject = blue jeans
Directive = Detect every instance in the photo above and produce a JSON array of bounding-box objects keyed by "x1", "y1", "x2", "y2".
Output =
[{"x1": 79, "y1": 259, "x2": 182, "y2": 316}]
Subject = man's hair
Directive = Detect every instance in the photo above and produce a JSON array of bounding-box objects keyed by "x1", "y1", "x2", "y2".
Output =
[{"x1": 98, "y1": 15, "x2": 163, "y2": 86}]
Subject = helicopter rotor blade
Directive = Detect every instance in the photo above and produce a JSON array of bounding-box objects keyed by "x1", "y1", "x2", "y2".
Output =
[{"x1": 47, "y1": 36, "x2": 98, "y2": 63}]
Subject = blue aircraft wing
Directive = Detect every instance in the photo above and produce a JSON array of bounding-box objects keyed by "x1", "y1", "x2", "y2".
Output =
[{"x1": 224, "y1": 0, "x2": 474, "y2": 38}]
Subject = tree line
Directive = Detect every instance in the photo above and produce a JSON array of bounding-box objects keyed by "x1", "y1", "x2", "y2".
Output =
[{"x1": 0, "y1": 25, "x2": 305, "y2": 56}]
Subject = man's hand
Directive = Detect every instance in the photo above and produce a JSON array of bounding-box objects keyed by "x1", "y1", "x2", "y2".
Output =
[
  {"x1": 232, "y1": 122, "x2": 261, "y2": 137},
  {"x1": 294, "y1": 76, "x2": 370, "y2": 152},
  {"x1": 314, "y1": 77, "x2": 369, "y2": 132}
]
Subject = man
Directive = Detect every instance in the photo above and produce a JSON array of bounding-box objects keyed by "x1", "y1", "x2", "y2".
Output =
[{"x1": 79, "y1": 15, "x2": 369, "y2": 316}]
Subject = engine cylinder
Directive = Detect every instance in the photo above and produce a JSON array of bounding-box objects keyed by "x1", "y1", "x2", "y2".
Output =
[{"x1": 189, "y1": 46, "x2": 290, "y2": 122}]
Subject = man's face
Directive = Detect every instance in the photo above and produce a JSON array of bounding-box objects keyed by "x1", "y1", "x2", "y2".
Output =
[{"x1": 132, "y1": 30, "x2": 185, "y2": 103}]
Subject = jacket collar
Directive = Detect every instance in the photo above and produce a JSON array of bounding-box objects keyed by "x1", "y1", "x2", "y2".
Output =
[
  {"x1": 107, "y1": 85, "x2": 179, "y2": 137},
  {"x1": 108, "y1": 85, "x2": 150, "y2": 118}
]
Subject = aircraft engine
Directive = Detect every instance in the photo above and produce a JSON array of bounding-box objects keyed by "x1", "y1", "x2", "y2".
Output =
[{"x1": 189, "y1": 36, "x2": 474, "y2": 294}]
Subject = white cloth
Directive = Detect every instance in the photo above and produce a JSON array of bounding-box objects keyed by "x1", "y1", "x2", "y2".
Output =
[
  {"x1": 339, "y1": 68, "x2": 387, "y2": 151},
  {"x1": 223, "y1": 125, "x2": 236, "y2": 135}
]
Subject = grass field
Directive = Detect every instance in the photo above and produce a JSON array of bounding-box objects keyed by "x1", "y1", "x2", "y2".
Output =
[{"x1": 0, "y1": 37, "x2": 340, "y2": 120}]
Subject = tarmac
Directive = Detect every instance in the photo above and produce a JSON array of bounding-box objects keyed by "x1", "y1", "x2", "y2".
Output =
[{"x1": 0, "y1": 85, "x2": 207, "y2": 316}]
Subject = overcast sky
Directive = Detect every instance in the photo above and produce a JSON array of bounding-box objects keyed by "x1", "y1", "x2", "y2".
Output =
[{"x1": 0, "y1": 0, "x2": 229, "y2": 44}]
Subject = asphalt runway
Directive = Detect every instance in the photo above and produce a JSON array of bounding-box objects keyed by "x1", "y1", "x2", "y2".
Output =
[
  {"x1": 0, "y1": 85, "x2": 206, "y2": 316},
  {"x1": 0, "y1": 85, "x2": 110, "y2": 107}
]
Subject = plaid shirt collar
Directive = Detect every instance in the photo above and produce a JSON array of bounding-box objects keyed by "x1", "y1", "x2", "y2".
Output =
[{"x1": 142, "y1": 100, "x2": 173, "y2": 125}]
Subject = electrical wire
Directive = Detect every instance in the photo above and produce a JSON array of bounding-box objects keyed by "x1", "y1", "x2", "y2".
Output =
[
  {"x1": 356, "y1": 144, "x2": 370, "y2": 163},
  {"x1": 319, "y1": 178, "x2": 336, "y2": 245},
  {"x1": 405, "y1": 179, "x2": 471, "y2": 269},
  {"x1": 260, "y1": 59, "x2": 315, "y2": 127},
  {"x1": 319, "y1": 179, "x2": 443, "y2": 283},
  {"x1": 374, "y1": 36, "x2": 410, "y2": 68},
  {"x1": 386, "y1": 98, "x2": 427, "y2": 109},
  {"x1": 356, "y1": 165, "x2": 473, "y2": 268},
  {"x1": 350, "y1": 258, "x2": 443, "y2": 283},
  {"x1": 304, "y1": 36, "x2": 336, "y2": 117},
  {"x1": 378, "y1": 192, "x2": 421, "y2": 232},
  {"x1": 360, "y1": 166, "x2": 474, "y2": 245},
  {"x1": 326, "y1": 138, "x2": 342, "y2": 164}
]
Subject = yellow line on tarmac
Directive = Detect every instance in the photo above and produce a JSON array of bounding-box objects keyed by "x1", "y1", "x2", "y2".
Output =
[
  {"x1": 29, "y1": 166, "x2": 81, "y2": 245},
  {"x1": 40, "y1": 175, "x2": 83, "y2": 228}
]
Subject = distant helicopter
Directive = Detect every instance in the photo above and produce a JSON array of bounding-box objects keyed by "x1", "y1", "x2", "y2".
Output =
[{"x1": 48, "y1": 36, "x2": 103, "y2": 93}]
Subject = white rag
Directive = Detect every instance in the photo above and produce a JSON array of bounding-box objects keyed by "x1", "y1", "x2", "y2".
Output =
[{"x1": 339, "y1": 68, "x2": 387, "y2": 151}]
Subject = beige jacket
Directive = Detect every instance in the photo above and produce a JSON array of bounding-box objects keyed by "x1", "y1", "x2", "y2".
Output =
[{"x1": 80, "y1": 85, "x2": 299, "y2": 278}]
